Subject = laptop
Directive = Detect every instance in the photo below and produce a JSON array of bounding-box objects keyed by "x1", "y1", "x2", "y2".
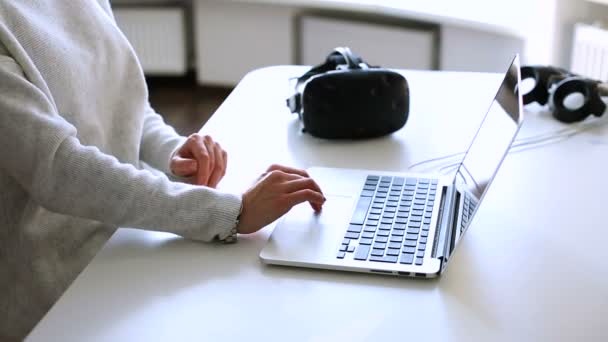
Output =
[{"x1": 260, "y1": 56, "x2": 524, "y2": 278}]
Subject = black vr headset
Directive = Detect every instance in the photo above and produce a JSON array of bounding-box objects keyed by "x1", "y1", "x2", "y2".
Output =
[
  {"x1": 521, "y1": 65, "x2": 608, "y2": 123},
  {"x1": 287, "y1": 47, "x2": 409, "y2": 139}
]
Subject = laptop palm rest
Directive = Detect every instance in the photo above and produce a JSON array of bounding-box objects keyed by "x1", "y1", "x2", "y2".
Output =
[{"x1": 260, "y1": 195, "x2": 354, "y2": 266}]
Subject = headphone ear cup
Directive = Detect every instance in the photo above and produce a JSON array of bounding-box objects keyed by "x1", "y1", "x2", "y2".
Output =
[
  {"x1": 549, "y1": 77, "x2": 606, "y2": 123},
  {"x1": 521, "y1": 66, "x2": 549, "y2": 105}
]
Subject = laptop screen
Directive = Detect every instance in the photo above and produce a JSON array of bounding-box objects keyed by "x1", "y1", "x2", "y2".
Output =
[{"x1": 452, "y1": 56, "x2": 524, "y2": 204}]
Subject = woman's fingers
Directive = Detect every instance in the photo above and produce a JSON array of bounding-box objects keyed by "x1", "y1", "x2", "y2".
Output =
[
  {"x1": 170, "y1": 156, "x2": 197, "y2": 176},
  {"x1": 282, "y1": 177, "x2": 324, "y2": 196},
  {"x1": 207, "y1": 142, "x2": 227, "y2": 188},
  {"x1": 285, "y1": 189, "x2": 325, "y2": 212},
  {"x1": 266, "y1": 164, "x2": 310, "y2": 178}
]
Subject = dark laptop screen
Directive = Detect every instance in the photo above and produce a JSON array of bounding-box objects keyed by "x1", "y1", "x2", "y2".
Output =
[{"x1": 452, "y1": 56, "x2": 524, "y2": 203}]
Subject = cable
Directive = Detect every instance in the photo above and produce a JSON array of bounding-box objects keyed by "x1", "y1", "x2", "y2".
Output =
[{"x1": 407, "y1": 117, "x2": 606, "y2": 174}]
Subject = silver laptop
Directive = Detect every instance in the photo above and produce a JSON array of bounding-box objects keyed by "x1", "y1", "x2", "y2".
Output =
[{"x1": 260, "y1": 56, "x2": 524, "y2": 278}]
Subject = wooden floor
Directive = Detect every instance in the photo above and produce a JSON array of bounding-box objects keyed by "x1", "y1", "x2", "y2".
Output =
[{"x1": 146, "y1": 73, "x2": 233, "y2": 136}]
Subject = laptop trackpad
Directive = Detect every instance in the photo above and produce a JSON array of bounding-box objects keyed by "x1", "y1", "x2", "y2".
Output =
[{"x1": 261, "y1": 195, "x2": 355, "y2": 263}]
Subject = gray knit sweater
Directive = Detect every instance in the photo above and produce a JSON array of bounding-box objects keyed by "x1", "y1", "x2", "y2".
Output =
[{"x1": 0, "y1": 1, "x2": 242, "y2": 339}]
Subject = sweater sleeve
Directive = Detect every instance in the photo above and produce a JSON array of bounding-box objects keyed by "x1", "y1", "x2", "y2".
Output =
[
  {"x1": 0, "y1": 53, "x2": 241, "y2": 242},
  {"x1": 139, "y1": 104, "x2": 187, "y2": 175}
]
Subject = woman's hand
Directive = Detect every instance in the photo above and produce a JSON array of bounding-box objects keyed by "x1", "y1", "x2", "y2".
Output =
[
  {"x1": 170, "y1": 134, "x2": 227, "y2": 188},
  {"x1": 236, "y1": 164, "x2": 326, "y2": 234}
]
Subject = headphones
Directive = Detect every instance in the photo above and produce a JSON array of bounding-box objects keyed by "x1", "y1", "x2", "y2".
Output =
[{"x1": 520, "y1": 65, "x2": 607, "y2": 123}]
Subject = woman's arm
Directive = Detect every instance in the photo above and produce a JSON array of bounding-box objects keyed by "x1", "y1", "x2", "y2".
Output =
[
  {"x1": 0, "y1": 52, "x2": 241, "y2": 241},
  {"x1": 140, "y1": 104, "x2": 187, "y2": 175}
]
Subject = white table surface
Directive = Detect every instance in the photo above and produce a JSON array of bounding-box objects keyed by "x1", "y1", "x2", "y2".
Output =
[{"x1": 28, "y1": 66, "x2": 608, "y2": 341}]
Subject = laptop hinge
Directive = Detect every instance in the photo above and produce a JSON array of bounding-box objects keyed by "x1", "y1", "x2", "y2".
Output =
[{"x1": 432, "y1": 185, "x2": 457, "y2": 268}]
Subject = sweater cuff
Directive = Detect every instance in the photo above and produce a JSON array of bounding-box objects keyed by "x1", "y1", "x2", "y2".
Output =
[{"x1": 212, "y1": 192, "x2": 242, "y2": 242}]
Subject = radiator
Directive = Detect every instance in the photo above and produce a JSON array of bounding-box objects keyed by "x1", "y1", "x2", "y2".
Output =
[
  {"x1": 113, "y1": 7, "x2": 187, "y2": 75},
  {"x1": 571, "y1": 23, "x2": 608, "y2": 81}
]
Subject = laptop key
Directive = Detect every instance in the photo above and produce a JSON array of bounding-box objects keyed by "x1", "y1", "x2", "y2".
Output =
[
  {"x1": 403, "y1": 240, "x2": 417, "y2": 247},
  {"x1": 347, "y1": 245, "x2": 355, "y2": 253},
  {"x1": 369, "y1": 255, "x2": 398, "y2": 263},
  {"x1": 337, "y1": 252, "x2": 346, "y2": 259},
  {"x1": 365, "y1": 219, "x2": 379, "y2": 226},
  {"x1": 359, "y1": 238, "x2": 373, "y2": 245},
  {"x1": 405, "y1": 233, "x2": 418, "y2": 240},
  {"x1": 390, "y1": 236, "x2": 403, "y2": 243},
  {"x1": 407, "y1": 228, "x2": 420, "y2": 234},
  {"x1": 409, "y1": 221, "x2": 422, "y2": 228},
  {"x1": 361, "y1": 190, "x2": 375, "y2": 197},
  {"x1": 340, "y1": 245, "x2": 348, "y2": 252},
  {"x1": 375, "y1": 236, "x2": 388, "y2": 243},
  {"x1": 367, "y1": 214, "x2": 381, "y2": 221},
  {"x1": 402, "y1": 246, "x2": 416, "y2": 254},
  {"x1": 347, "y1": 224, "x2": 363, "y2": 233},
  {"x1": 378, "y1": 224, "x2": 392, "y2": 231},
  {"x1": 373, "y1": 243, "x2": 387, "y2": 250},
  {"x1": 354, "y1": 245, "x2": 371, "y2": 260},
  {"x1": 396, "y1": 211, "x2": 409, "y2": 218},
  {"x1": 415, "y1": 257, "x2": 424, "y2": 265},
  {"x1": 391, "y1": 230, "x2": 404, "y2": 237},
  {"x1": 345, "y1": 232, "x2": 360, "y2": 239},
  {"x1": 411, "y1": 210, "x2": 423, "y2": 216},
  {"x1": 419, "y1": 237, "x2": 428, "y2": 244},
  {"x1": 363, "y1": 226, "x2": 377, "y2": 233},
  {"x1": 386, "y1": 249, "x2": 400, "y2": 257},
  {"x1": 362, "y1": 232, "x2": 375, "y2": 239},
  {"x1": 388, "y1": 242, "x2": 401, "y2": 249},
  {"x1": 350, "y1": 196, "x2": 372, "y2": 225},
  {"x1": 377, "y1": 230, "x2": 390, "y2": 237},
  {"x1": 371, "y1": 249, "x2": 384, "y2": 256},
  {"x1": 417, "y1": 243, "x2": 426, "y2": 251},
  {"x1": 400, "y1": 253, "x2": 414, "y2": 264},
  {"x1": 393, "y1": 224, "x2": 406, "y2": 230}
]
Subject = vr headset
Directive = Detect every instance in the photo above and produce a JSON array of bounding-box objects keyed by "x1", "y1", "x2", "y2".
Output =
[
  {"x1": 521, "y1": 65, "x2": 608, "y2": 123},
  {"x1": 286, "y1": 47, "x2": 409, "y2": 139}
]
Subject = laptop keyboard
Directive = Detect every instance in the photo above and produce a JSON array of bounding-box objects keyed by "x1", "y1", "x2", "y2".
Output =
[
  {"x1": 460, "y1": 192, "x2": 478, "y2": 233},
  {"x1": 337, "y1": 175, "x2": 438, "y2": 265}
]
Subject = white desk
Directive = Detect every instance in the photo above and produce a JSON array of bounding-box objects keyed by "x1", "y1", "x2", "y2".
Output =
[{"x1": 28, "y1": 66, "x2": 608, "y2": 341}]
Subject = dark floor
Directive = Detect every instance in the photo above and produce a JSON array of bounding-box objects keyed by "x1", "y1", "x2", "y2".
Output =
[{"x1": 146, "y1": 73, "x2": 233, "y2": 136}]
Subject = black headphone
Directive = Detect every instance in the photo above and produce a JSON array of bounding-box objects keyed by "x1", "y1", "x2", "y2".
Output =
[{"x1": 521, "y1": 65, "x2": 607, "y2": 123}]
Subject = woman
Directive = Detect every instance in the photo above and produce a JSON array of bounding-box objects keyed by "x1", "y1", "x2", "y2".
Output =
[{"x1": 0, "y1": 1, "x2": 325, "y2": 339}]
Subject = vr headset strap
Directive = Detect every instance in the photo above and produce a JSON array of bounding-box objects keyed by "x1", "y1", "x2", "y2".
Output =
[{"x1": 286, "y1": 47, "x2": 370, "y2": 115}]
